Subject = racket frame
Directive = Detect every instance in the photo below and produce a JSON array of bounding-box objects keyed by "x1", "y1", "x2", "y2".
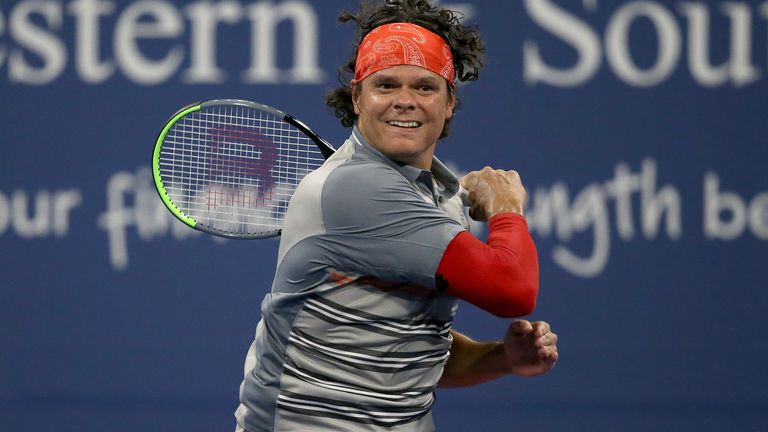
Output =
[{"x1": 152, "y1": 99, "x2": 335, "y2": 239}]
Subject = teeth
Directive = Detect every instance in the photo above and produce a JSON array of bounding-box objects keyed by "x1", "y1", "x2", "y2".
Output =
[{"x1": 387, "y1": 120, "x2": 420, "y2": 128}]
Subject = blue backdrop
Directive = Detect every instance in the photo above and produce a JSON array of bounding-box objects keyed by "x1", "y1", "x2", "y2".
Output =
[{"x1": 2, "y1": 0, "x2": 767, "y2": 430}]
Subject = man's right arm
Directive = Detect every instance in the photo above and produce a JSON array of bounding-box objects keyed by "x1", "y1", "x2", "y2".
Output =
[{"x1": 436, "y1": 167, "x2": 539, "y2": 317}]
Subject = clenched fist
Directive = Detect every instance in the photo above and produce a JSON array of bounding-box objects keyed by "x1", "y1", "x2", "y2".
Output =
[{"x1": 460, "y1": 167, "x2": 526, "y2": 221}]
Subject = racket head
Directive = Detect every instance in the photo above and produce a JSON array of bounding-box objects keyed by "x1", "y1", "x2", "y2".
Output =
[{"x1": 152, "y1": 99, "x2": 332, "y2": 239}]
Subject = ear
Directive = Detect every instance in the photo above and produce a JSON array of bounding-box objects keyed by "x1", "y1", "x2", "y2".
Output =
[{"x1": 350, "y1": 80, "x2": 361, "y2": 115}]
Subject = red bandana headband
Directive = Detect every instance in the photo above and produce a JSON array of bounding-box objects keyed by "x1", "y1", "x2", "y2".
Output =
[{"x1": 354, "y1": 22, "x2": 455, "y2": 84}]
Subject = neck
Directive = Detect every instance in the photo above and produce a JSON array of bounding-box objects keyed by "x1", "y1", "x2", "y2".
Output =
[{"x1": 354, "y1": 124, "x2": 436, "y2": 170}]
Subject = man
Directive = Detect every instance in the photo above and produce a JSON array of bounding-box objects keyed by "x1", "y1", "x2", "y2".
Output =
[{"x1": 236, "y1": 1, "x2": 558, "y2": 430}]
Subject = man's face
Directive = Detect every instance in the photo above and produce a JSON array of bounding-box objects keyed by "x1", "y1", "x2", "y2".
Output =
[{"x1": 352, "y1": 65, "x2": 455, "y2": 170}]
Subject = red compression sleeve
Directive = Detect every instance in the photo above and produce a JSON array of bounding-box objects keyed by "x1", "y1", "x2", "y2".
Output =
[{"x1": 436, "y1": 213, "x2": 539, "y2": 317}]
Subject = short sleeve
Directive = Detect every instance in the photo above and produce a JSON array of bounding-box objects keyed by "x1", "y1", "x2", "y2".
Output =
[{"x1": 318, "y1": 160, "x2": 464, "y2": 288}]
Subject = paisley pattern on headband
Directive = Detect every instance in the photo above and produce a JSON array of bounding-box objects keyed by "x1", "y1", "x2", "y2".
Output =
[{"x1": 354, "y1": 22, "x2": 455, "y2": 83}]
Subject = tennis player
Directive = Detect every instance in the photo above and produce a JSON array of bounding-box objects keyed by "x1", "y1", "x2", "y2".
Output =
[{"x1": 235, "y1": 1, "x2": 558, "y2": 430}]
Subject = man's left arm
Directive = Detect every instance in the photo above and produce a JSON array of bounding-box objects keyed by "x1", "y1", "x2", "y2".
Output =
[{"x1": 438, "y1": 320, "x2": 558, "y2": 388}]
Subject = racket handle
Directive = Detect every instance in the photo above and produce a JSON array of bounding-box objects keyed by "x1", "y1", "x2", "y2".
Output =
[{"x1": 458, "y1": 186, "x2": 471, "y2": 207}]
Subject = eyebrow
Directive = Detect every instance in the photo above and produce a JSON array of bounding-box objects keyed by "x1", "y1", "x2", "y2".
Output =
[
  {"x1": 414, "y1": 76, "x2": 440, "y2": 86},
  {"x1": 372, "y1": 75, "x2": 397, "y2": 83}
]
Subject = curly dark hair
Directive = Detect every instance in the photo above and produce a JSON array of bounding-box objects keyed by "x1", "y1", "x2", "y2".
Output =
[{"x1": 326, "y1": 0, "x2": 485, "y2": 139}]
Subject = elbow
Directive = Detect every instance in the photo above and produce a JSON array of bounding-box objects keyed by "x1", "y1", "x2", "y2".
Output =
[
  {"x1": 492, "y1": 249, "x2": 539, "y2": 317},
  {"x1": 440, "y1": 235, "x2": 541, "y2": 318},
  {"x1": 490, "y1": 281, "x2": 538, "y2": 318}
]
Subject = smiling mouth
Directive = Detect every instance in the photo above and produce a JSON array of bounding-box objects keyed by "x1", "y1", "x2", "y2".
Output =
[{"x1": 386, "y1": 120, "x2": 422, "y2": 128}]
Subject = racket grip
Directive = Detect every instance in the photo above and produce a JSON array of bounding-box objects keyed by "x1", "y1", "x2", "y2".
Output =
[{"x1": 458, "y1": 187, "x2": 471, "y2": 207}]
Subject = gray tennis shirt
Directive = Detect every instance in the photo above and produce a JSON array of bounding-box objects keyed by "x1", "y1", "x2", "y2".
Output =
[{"x1": 236, "y1": 127, "x2": 469, "y2": 431}]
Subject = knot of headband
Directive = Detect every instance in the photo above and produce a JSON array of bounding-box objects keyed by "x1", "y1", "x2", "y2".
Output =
[{"x1": 354, "y1": 22, "x2": 455, "y2": 84}]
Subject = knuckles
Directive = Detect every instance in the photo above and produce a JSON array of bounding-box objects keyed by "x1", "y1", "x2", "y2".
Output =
[{"x1": 461, "y1": 167, "x2": 527, "y2": 211}]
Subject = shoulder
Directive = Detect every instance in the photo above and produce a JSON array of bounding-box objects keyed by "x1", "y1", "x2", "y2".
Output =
[
  {"x1": 278, "y1": 141, "x2": 355, "y2": 247},
  {"x1": 288, "y1": 140, "x2": 358, "y2": 212},
  {"x1": 323, "y1": 157, "x2": 411, "y2": 201},
  {"x1": 320, "y1": 159, "x2": 462, "y2": 237}
]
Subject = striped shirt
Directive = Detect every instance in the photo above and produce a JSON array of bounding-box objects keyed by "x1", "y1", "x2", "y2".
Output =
[{"x1": 236, "y1": 127, "x2": 469, "y2": 431}]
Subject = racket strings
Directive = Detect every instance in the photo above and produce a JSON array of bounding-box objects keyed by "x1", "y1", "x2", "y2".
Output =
[{"x1": 158, "y1": 105, "x2": 326, "y2": 235}]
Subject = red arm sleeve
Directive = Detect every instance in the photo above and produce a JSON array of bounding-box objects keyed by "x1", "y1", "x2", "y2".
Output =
[{"x1": 436, "y1": 213, "x2": 539, "y2": 317}]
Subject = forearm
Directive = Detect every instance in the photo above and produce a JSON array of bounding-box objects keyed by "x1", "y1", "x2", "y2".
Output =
[{"x1": 438, "y1": 330, "x2": 510, "y2": 388}]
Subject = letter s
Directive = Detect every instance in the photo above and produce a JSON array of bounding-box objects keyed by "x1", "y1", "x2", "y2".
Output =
[
  {"x1": 9, "y1": 0, "x2": 67, "y2": 85},
  {"x1": 523, "y1": 0, "x2": 601, "y2": 87}
]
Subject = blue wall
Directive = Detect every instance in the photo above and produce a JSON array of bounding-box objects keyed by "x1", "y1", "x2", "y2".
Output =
[{"x1": 1, "y1": 1, "x2": 766, "y2": 430}]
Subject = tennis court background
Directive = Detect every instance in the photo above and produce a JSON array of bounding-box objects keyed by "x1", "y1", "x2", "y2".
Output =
[{"x1": 1, "y1": 0, "x2": 766, "y2": 430}]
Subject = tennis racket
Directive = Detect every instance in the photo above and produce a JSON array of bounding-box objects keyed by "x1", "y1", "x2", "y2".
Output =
[{"x1": 152, "y1": 99, "x2": 335, "y2": 239}]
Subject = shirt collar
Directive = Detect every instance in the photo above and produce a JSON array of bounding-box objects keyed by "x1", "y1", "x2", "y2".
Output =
[{"x1": 350, "y1": 126, "x2": 461, "y2": 199}]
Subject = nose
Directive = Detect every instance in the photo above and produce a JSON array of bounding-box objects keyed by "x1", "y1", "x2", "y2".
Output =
[{"x1": 393, "y1": 89, "x2": 416, "y2": 112}]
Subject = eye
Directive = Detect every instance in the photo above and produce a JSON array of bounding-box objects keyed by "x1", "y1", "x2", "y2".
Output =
[
  {"x1": 416, "y1": 82, "x2": 439, "y2": 93},
  {"x1": 374, "y1": 80, "x2": 396, "y2": 91}
]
